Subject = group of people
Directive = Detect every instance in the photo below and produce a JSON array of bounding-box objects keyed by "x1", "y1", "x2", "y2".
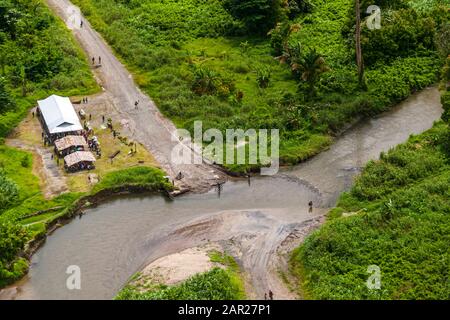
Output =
[
  {"x1": 92, "y1": 56, "x2": 102, "y2": 66},
  {"x1": 67, "y1": 161, "x2": 94, "y2": 173},
  {"x1": 264, "y1": 291, "x2": 274, "y2": 300},
  {"x1": 79, "y1": 20, "x2": 103, "y2": 67},
  {"x1": 88, "y1": 136, "x2": 101, "y2": 158}
]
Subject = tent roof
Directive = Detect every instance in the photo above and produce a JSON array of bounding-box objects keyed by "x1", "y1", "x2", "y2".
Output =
[
  {"x1": 54, "y1": 135, "x2": 88, "y2": 152},
  {"x1": 38, "y1": 95, "x2": 83, "y2": 134},
  {"x1": 64, "y1": 151, "x2": 96, "y2": 167}
]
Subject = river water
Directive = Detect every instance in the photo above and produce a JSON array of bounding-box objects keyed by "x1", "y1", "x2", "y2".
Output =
[{"x1": 0, "y1": 87, "x2": 443, "y2": 300}]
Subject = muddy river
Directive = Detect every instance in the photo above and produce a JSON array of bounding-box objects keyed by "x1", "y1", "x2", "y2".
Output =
[{"x1": 0, "y1": 87, "x2": 443, "y2": 300}]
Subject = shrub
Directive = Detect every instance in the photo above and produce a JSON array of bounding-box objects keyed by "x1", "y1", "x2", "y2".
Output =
[
  {"x1": 224, "y1": 0, "x2": 287, "y2": 35},
  {"x1": 0, "y1": 77, "x2": 15, "y2": 114},
  {"x1": 0, "y1": 222, "x2": 29, "y2": 287},
  {"x1": 116, "y1": 268, "x2": 244, "y2": 300},
  {"x1": 0, "y1": 169, "x2": 19, "y2": 211},
  {"x1": 441, "y1": 91, "x2": 450, "y2": 123}
]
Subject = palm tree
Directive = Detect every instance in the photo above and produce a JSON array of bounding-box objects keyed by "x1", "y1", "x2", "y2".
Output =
[
  {"x1": 291, "y1": 48, "x2": 330, "y2": 99},
  {"x1": 256, "y1": 67, "x2": 271, "y2": 88},
  {"x1": 192, "y1": 66, "x2": 218, "y2": 95}
]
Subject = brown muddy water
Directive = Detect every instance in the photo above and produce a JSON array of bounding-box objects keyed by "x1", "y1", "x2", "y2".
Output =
[{"x1": 0, "y1": 87, "x2": 443, "y2": 300}]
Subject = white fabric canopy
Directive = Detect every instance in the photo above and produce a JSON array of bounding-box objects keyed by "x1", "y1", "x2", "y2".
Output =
[{"x1": 38, "y1": 95, "x2": 83, "y2": 134}]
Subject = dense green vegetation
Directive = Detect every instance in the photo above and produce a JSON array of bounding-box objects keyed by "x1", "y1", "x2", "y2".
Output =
[
  {"x1": 291, "y1": 121, "x2": 449, "y2": 299},
  {"x1": 291, "y1": 21, "x2": 449, "y2": 299},
  {"x1": 0, "y1": 0, "x2": 100, "y2": 287},
  {"x1": 116, "y1": 268, "x2": 243, "y2": 300},
  {"x1": 71, "y1": 0, "x2": 447, "y2": 171},
  {"x1": 0, "y1": 0, "x2": 98, "y2": 137},
  {"x1": 116, "y1": 251, "x2": 246, "y2": 300},
  {"x1": 92, "y1": 166, "x2": 173, "y2": 193}
]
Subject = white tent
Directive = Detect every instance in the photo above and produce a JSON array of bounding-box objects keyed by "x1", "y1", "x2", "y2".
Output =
[{"x1": 37, "y1": 95, "x2": 83, "y2": 135}]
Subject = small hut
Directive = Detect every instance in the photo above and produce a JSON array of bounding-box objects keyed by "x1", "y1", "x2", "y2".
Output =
[
  {"x1": 54, "y1": 135, "x2": 88, "y2": 157},
  {"x1": 64, "y1": 151, "x2": 96, "y2": 172},
  {"x1": 37, "y1": 95, "x2": 83, "y2": 143}
]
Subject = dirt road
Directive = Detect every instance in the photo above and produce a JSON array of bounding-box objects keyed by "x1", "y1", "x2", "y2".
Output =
[{"x1": 46, "y1": 0, "x2": 225, "y2": 193}]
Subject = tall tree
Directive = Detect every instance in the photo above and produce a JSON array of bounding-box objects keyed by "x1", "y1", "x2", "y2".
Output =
[
  {"x1": 0, "y1": 77, "x2": 15, "y2": 113},
  {"x1": 355, "y1": 0, "x2": 364, "y2": 87}
]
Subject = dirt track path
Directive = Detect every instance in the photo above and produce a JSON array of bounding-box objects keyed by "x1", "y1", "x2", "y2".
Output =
[{"x1": 46, "y1": 0, "x2": 225, "y2": 193}]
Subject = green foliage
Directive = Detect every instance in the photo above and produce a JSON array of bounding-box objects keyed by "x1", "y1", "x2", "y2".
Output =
[
  {"x1": 0, "y1": 0, "x2": 98, "y2": 137},
  {"x1": 0, "y1": 169, "x2": 18, "y2": 211},
  {"x1": 0, "y1": 222, "x2": 29, "y2": 287},
  {"x1": 191, "y1": 66, "x2": 236, "y2": 97},
  {"x1": 116, "y1": 267, "x2": 244, "y2": 300},
  {"x1": 360, "y1": 9, "x2": 437, "y2": 66},
  {"x1": 290, "y1": 47, "x2": 330, "y2": 98},
  {"x1": 224, "y1": 0, "x2": 287, "y2": 35},
  {"x1": 435, "y1": 22, "x2": 450, "y2": 58},
  {"x1": 93, "y1": 166, "x2": 173, "y2": 193},
  {"x1": 287, "y1": 0, "x2": 313, "y2": 19},
  {"x1": 292, "y1": 123, "x2": 450, "y2": 299},
  {"x1": 441, "y1": 91, "x2": 450, "y2": 124},
  {"x1": 0, "y1": 77, "x2": 15, "y2": 113},
  {"x1": 71, "y1": 0, "x2": 444, "y2": 174},
  {"x1": 256, "y1": 66, "x2": 271, "y2": 88}
]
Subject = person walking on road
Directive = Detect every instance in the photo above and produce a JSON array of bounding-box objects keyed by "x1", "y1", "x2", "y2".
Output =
[
  {"x1": 308, "y1": 201, "x2": 313, "y2": 214},
  {"x1": 92, "y1": 57, "x2": 95, "y2": 65},
  {"x1": 268, "y1": 290, "x2": 273, "y2": 300},
  {"x1": 134, "y1": 100, "x2": 140, "y2": 110},
  {"x1": 99, "y1": 56, "x2": 102, "y2": 65}
]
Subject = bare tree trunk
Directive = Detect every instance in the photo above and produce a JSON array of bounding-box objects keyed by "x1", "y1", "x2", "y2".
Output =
[{"x1": 355, "y1": 0, "x2": 364, "y2": 86}]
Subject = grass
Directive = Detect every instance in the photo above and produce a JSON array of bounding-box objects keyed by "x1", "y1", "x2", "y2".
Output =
[
  {"x1": 116, "y1": 250, "x2": 246, "y2": 300},
  {"x1": 291, "y1": 122, "x2": 450, "y2": 300},
  {"x1": 92, "y1": 166, "x2": 173, "y2": 193}
]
